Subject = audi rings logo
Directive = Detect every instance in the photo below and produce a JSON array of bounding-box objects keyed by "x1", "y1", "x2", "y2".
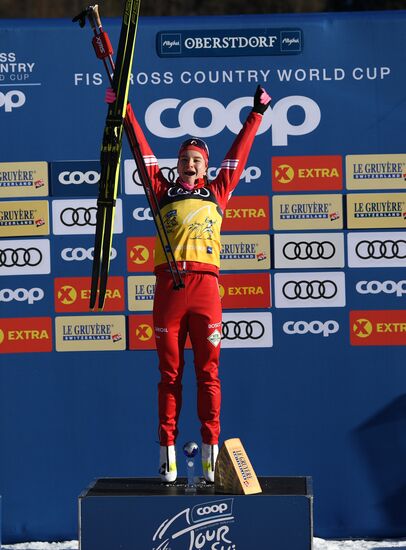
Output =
[
  {"x1": 283, "y1": 241, "x2": 335, "y2": 260},
  {"x1": 0, "y1": 288, "x2": 44, "y2": 305},
  {"x1": 282, "y1": 280, "x2": 338, "y2": 300},
  {"x1": 283, "y1": 320, "x2": 339, "y2": 337},
  {"x1": 132, "y1": 165, "x2": 178, "y2": 186},
  {"x1": 60, "y1": 207, "x2": 97, "y2": 227},
  {"x1": 61, "y1": 247, "x2": 117, "y2": 262},
  {"x1": 355, "y1": 240, "x2": 406, "y2": 259},
  {"x1": 222, "y1": 320, "x2": 265, "y2": 340},
  {"x1": 0, "y1": 247, "x2": 42, "y2": 267}
]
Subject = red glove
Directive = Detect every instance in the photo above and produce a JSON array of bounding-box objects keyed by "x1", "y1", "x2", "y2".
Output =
[
  {"x1": 252, "y1": 85, "x2": 271, "y2": 115},
  {"x1": 105, "y1": 87, "x2": 116, "y2": 104}
]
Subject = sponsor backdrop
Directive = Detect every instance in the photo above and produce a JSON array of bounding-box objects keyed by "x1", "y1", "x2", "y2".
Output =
[{"x1": 0, "y1": 9, "x2": 406, "y2": 544}]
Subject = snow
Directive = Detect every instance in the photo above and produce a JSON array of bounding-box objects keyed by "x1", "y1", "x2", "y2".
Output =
[{"x1": 2, "y1": 538, "x2": 406, "y2": 549}]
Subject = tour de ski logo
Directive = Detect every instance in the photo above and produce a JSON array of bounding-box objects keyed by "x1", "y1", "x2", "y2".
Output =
[{"x1": 152, "y1": 498, "x2": 236, "y2": 550}]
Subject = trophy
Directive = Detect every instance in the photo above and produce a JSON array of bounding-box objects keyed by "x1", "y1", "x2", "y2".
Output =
[{"x1": 183, "y1": 441, "x2": 199, "y2": 493}]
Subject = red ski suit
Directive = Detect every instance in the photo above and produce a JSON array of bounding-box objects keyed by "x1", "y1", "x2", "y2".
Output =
[{"x1": 127, "y1": 107, "x2": 262, "y2": 445}]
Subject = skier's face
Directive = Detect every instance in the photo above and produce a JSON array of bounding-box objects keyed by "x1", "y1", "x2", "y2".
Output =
[{"x1": 177, "y1": 150, "x2": 207, "y2": 186}]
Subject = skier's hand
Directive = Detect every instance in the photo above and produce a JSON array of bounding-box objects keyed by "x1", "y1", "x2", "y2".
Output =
[
  {"x1": 105, "y1": 87, "x2": 116, "y2": 104},
  {"x1": 252, "y1": 85, "x2": 271, "y2": 115}
]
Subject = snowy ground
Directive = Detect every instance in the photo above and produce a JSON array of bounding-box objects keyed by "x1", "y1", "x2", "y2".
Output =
[{"x1": 3, "y1": 538, "x2": 406, "y2": 549}]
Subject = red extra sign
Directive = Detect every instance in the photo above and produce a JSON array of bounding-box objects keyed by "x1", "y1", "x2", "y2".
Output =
[
  {"x1": 54, "y1": 276, "x2": 125, "y2": 312},
  {"x1": 0, "y1": 317, "x2": 52, "y2": 353},
  {"x1": 129, "y1": 314, "x2": 193, "y2": 350},
  {"x1": 127, "y1": 237, "x2": 155, "y2": 273},
  {"x1": 350, "y1": 310, "x2": 406, "y2": 346},
  {"x1": 222, "y1": 196, "x2": 270, "y2": 232},
  {"x1": 219, "y1": 273, "x2": 271, "y2": 309},
  {"x1": 272, "y1": 155, "x2": 343, "y2": 192}
]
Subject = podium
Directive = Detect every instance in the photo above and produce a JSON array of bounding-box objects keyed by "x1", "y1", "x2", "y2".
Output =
[{"x1": 79, "y1": 477, "x2": 313, "y2": 550}]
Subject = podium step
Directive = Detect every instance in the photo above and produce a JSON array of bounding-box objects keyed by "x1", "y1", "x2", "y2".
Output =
[{"x1": 80, "y1": 477, "x2": 313, "y2": 550}]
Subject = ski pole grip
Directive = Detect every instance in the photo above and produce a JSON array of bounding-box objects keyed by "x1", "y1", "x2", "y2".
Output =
[{"x1": 92, "y1": 5, "x2": 102, "y2": 29}]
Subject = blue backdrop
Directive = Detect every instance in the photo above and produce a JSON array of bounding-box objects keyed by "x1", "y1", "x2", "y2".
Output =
[{"x1": 1, "y1": 9, "x2": 406, "y2": 543}]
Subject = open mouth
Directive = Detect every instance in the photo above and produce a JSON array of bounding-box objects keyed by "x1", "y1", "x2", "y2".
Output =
[{"x1": 184, "y1": 170, "x2": 196, "y2": 177}]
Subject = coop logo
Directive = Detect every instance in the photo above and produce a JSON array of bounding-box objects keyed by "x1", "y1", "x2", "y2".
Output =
[
  {"x1": 272, "y1": 155, "x2": 342, "y2": 191},
  {"x1": 283, "y1": 320, "x2": 339, "y2": 337},
  {"x1": 152, "y1": 498, "x2": 235, "y2": 550},
  {"x1": 356, "y1": 280, "x2": 406, "y2": 297},
  {"x1": 145, "y1": 95, "x2": 321, "y2": 146},
  {"x1": 59, "y1": 171, "x2": 100, "y2": 185},
  {"x1": 0, "y1": 90, "x2": 26, "y2": 112},
  {"x1": 133, "y1": 207, "x2": 153, "y2": 221},
  {"x1": 350, "y1": 310, "x2": 406, "y2": 346},
  {"x1": 124, "y1": 158, "x2": 261, "y2": 194},
  {"x1": 61, "y1": 247, "x2": 117, "y2": 262},
  {"x1": 0, "y1": 317, "x2": 52, "y2": 354},
  {"x1": 0, "y1": 287, "x2": 44, "y2": 305}
]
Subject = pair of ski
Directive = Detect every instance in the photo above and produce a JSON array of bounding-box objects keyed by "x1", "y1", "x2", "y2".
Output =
[{"x1": 73, "y1": 1, "x2": 184, "y2": 310}]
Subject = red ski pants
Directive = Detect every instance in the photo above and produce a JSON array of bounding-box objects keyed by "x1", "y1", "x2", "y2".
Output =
[{"x1": 153, "y1": 271, "x2": 222, "y2": 446}]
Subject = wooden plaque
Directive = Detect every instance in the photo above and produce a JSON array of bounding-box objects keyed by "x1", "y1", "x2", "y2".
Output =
[{"x1": 214, "y1": 438, "x2": 262, "y2": 495}]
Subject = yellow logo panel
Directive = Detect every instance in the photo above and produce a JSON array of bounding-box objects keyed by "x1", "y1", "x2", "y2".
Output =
[
  {"x1": 55, "y1": 315, "x2": 126, "y2": 352},
  {"x1": 0, "y1": 200, "x2": 49, "y2": 237},
  {"x1": 347, "y1": 192, "x2": 406, "y2": 228},
  {"x1": 220, "y1": 234, "x2": 270, "y2": 270},
  {"x1": 272, "y1": 194, "x2": 343, "y2": 230},
  {"x1": 0, "y1": 162, "x2": 49, "y2": 198},
  {"x1": 127, "y1": 275, "x2": 156, "y2": 311},
  {"x1": 346, "y1": 154, "x2": 406, "y2": 190}
]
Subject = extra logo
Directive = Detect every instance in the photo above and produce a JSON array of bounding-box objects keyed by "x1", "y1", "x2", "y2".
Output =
[
  {"x1": 128, "y1": 315, "x2": 156, "y2": 350},
  {"x1": 272, "y1": 155, "x2": 343, "y2": 191},
  {"x1": 219, "y1": 273, "x2": 271, "y2": 309},
  {"x1": 283, "y1": 320, "x2": 339, "y2": 337},
  {"x1": 221, "y1": 312, "x2": 273, "y2": 348},
  {"x1": 50, "y1": 161, "x2": 105, "y2": 197},
  {"x1": 0, "y1": 239, "x2": 51, "y2": 276},
  {"x1": 274, "y1": 271, "x2": 346, "y2": 309},
  {"x1": 52, "y1": 199, "x2": 123, "y2": 235},
  {"x1": 54, "y1": 277, "x2": 125, "y2": 312},
  {"x1": 127, "y1": 237, "x2": 155, "y2": 273},
  {"x1": 145, "y1": 95, "x2": 321, "y2": 146},
  {"x1": 222, "y1": 195, "x2": 270, "y2": 232},
  {"x1": 0, "y1": 317, "x2": 52, "y2": 354},
  {"x1": 152, "y1": 498, "x2": 235, "y2": 550},
  {"x1": 350, "y1": 310, "x2": 406, "y2": 346},
  {"x1": 347, "y1": 232, "x2": 406, "y2": 268},
  {"x1": 0, "y1": 90, "x2": 26, "y2": 112}
]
